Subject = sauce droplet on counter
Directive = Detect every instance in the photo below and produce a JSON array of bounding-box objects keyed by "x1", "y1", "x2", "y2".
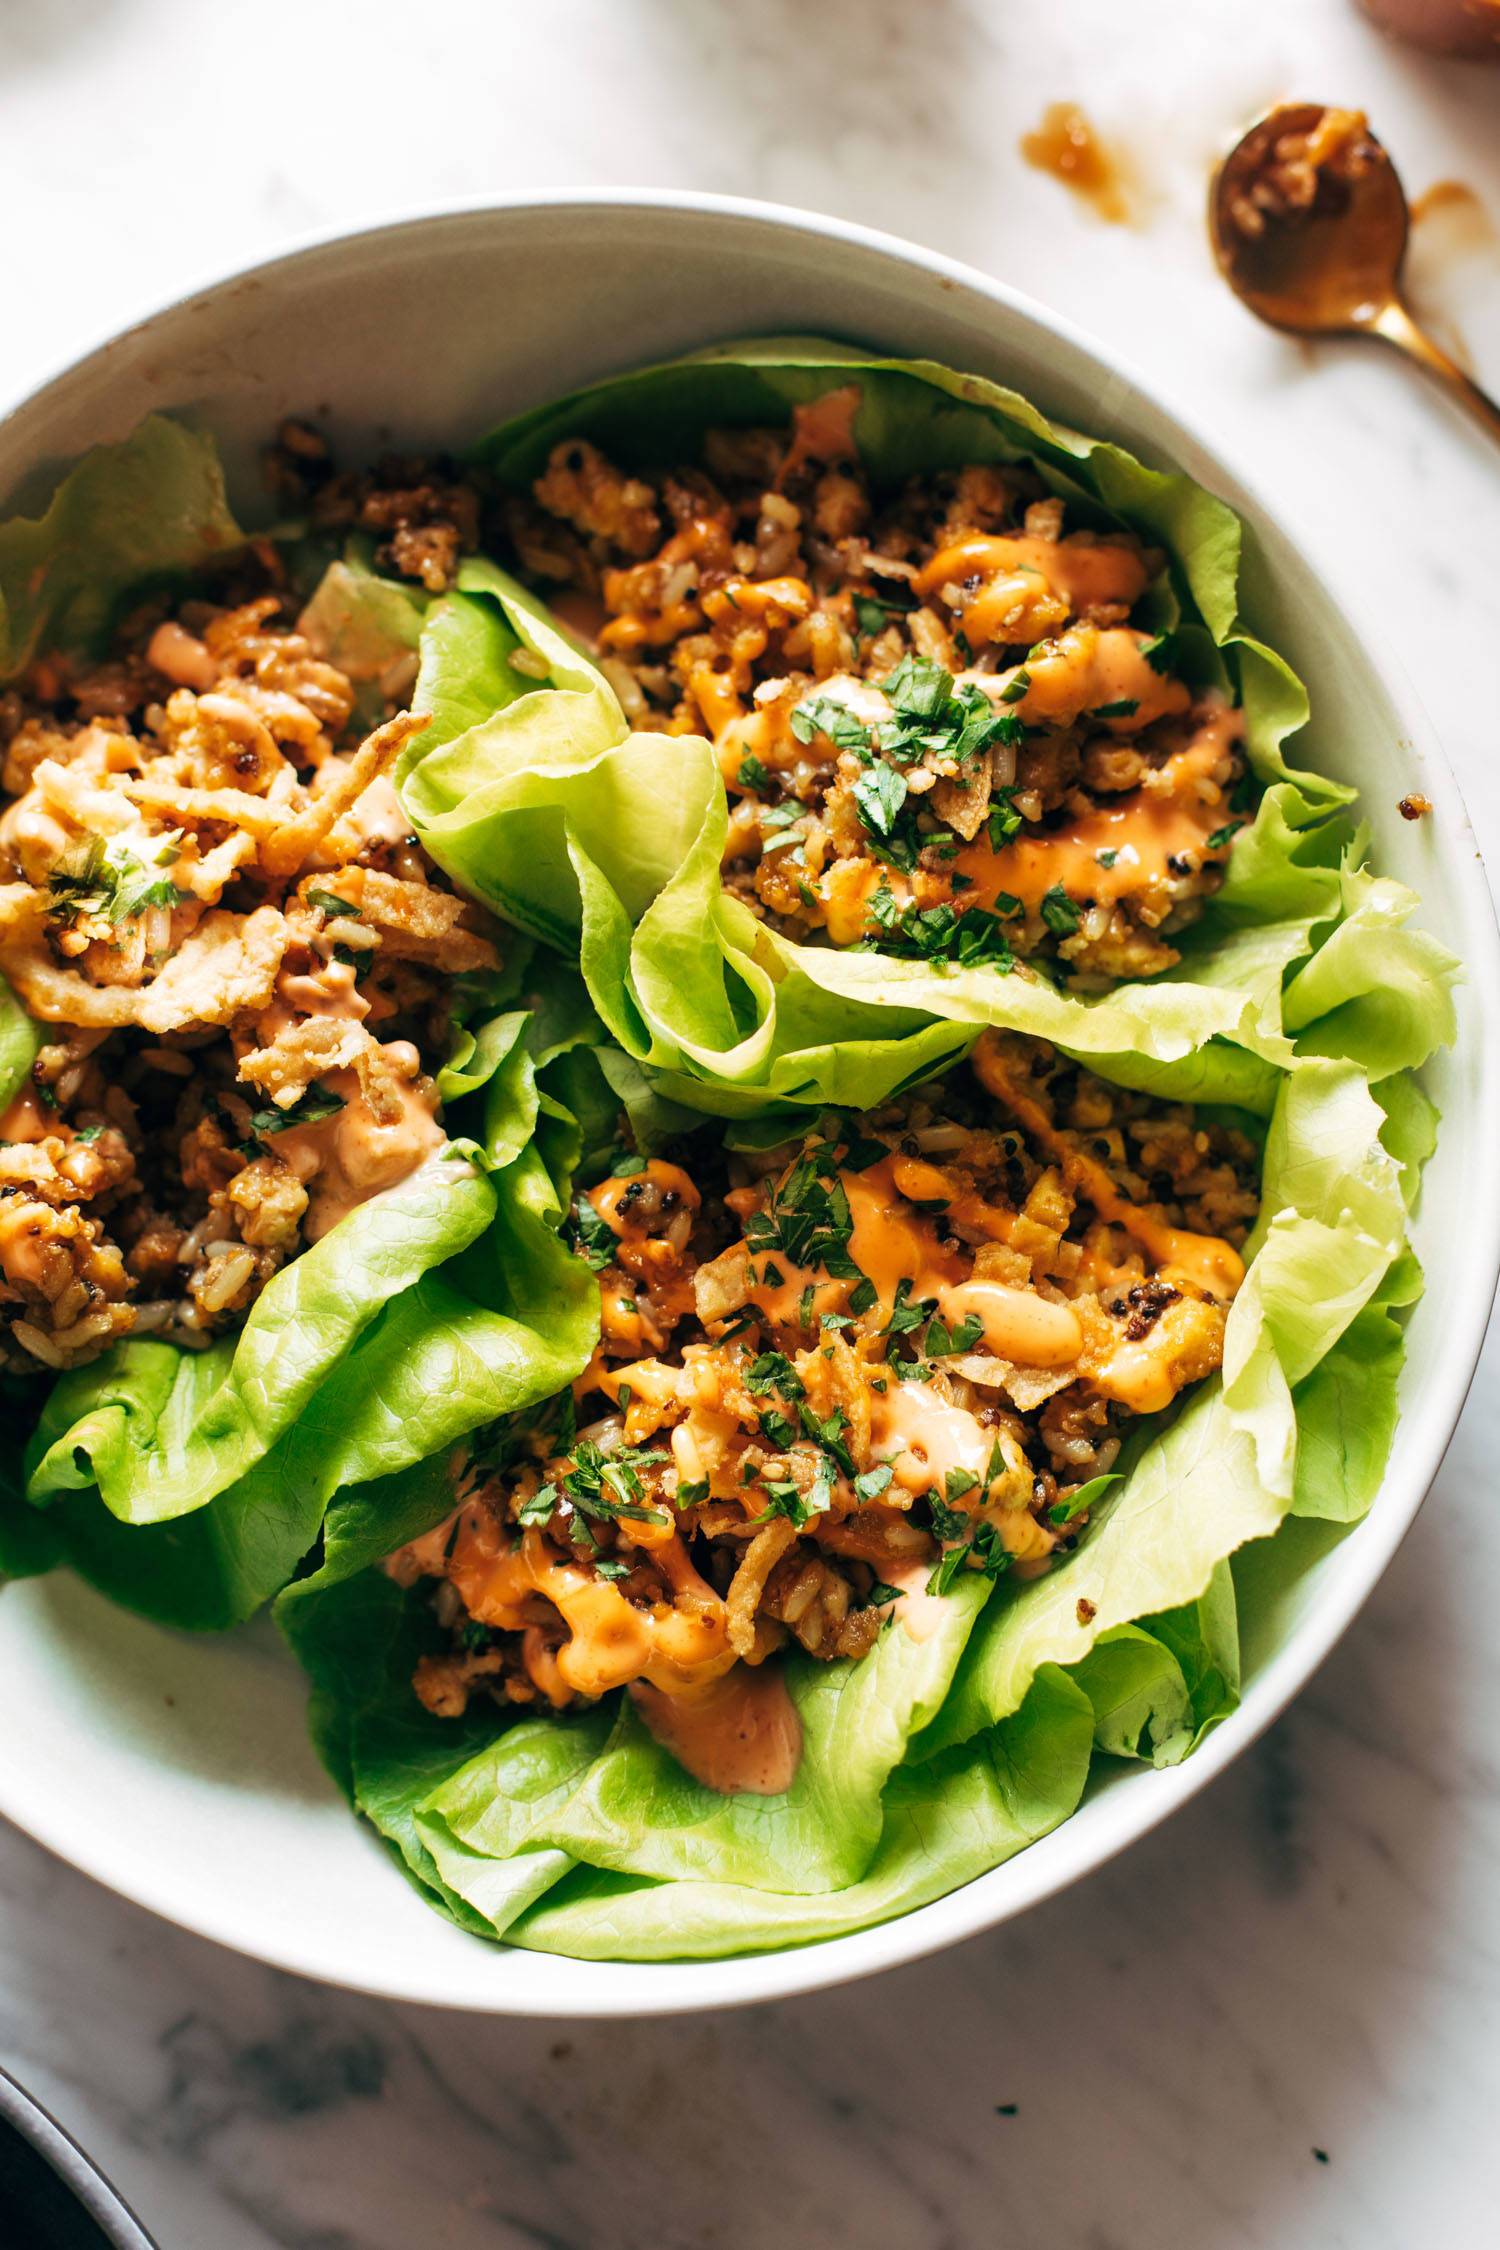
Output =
[
  {"x1": 1021, "y1": 103, "x2": 1138, "y2": 225},
  {"x1": 630, "y1": 1666, "x2": 803, "y2": 1796}
]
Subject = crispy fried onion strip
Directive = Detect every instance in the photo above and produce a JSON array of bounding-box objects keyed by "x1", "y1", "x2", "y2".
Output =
[
  {"x1": 117, "y1": 710, "x2": 428, "y2": 878},
  {"x1": 316, "y1": 865, "x2": 494, "y2": 971},
  {"x1": 238, "y1": 1013, "x2": 413, "y2": 1125},
  {"x1": 0, "y1": 906, "x2": 290, "y2": 1031},
  {"x1": 261, "y1": 711, "x2": 428, "y2": 879},
  {"x1": 725, "y1": 1518, "x2": 798, "y2": 1659}
]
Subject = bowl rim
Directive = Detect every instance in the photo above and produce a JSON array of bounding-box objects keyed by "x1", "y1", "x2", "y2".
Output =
[
  {"x1": 0, "y1": 2062, "x2": 158, "y2": 2247},
  {"x1": 2, "y1": 187, "x2": 1498, "y2": 2019}
]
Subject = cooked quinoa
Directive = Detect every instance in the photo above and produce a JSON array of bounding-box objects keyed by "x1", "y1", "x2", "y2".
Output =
[
  {"x1": 0, "y1": 569, "x2": 499, "y2": 1374},
  {"x1": 388, "y1": 1028, "x2": 1260, "y2": 1726},
  {"x1": 500, "y1": 388, "x2": 1252, "y2": 985}
]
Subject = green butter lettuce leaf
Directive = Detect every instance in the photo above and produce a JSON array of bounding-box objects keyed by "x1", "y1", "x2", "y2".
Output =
[
  {"x1": 422, "y1": 1573, "x2": 989, "y2": 1897},
  {"x1": 0, "y1": 975, "x2": 40, "y2": 1113},
  {"x1": 0, "y1": 415, "x2": 243, "y2": 677},
  {"x1": 25, "y1": 1149, "x2": 498, "y2": 1528},
  {"x1": 1067, "y1": 1561, "x2": 1239, "y2": 1767},
  {"x1": 492, "y1": 1668, "x2": 1095, "y2": 1962}
]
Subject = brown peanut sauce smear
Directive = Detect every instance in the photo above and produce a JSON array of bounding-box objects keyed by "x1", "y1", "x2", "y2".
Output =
[{"x1": 387, "y1": 1029, "x2": 1260, "y2": 1795}]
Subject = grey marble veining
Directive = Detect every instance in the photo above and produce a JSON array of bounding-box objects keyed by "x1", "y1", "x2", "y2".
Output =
[{"x1": 3, "y1": 1, "x2": 1500, "y2": 2243}]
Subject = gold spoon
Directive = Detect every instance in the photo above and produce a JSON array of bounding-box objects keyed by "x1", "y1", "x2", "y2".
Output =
[{"x1": 1210, "y1": 101, "x2": 1500, "y2": 444}]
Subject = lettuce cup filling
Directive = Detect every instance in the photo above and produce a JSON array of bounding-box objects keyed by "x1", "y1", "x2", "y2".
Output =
[{"x1": 504, "y1": 387, "x2": 1247, "y2": 985}]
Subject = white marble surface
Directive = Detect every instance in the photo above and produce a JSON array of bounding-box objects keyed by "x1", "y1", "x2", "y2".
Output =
[{"x1": 3, "y1": 0, "x2": 1500, "y2": 2243}]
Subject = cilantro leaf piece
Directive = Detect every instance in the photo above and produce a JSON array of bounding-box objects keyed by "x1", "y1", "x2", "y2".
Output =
[
  {"x1": 1040, "y1": 884, "x2": 1082, "y2": 936},
  {"x1": 746, "y1": 1350, "x2": 806, "y2": 1399},
  {"x1": 249, "y1": 1085, "x2": 346, "y2": 1136},
  {"x1": 853, "y1": 762, "x2": 909, "y2": 837},
  {"x1": 853, "y1": 1463, "x2": 894, "y2": 1503},
  {"x1": 1047, "y1": 1471, "x2": 1120, "y2": 1526},
  {"x1": 570, "y1": 1195, "x2": 618, "y2": 1272},
  {"x1": 926, "y1": 1546, "x2": 971, "y2": 1597},
  {"x1": 791, "y1": 695, "x2": 873, "y2": 752},
  {"x1": 306, "y1": 887, "x2": 361, "y2": 918},
  {"x1": 988, "y1": 790, "x2": 1022, "y2": 847}
]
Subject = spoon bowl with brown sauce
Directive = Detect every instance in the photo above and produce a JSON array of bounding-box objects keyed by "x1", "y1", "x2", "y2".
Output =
[{"x1": 1210, "y1": 101, "x2": 1500, "y2": 444}]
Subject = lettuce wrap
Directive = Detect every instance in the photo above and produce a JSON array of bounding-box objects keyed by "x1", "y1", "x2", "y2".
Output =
[
  {"x1": 395, "y1": 342, "x2": 1452, "y2": 1118},
  {"x1": 279, "y1": 917, "x2": 1448, "y2": 1958},
  {"x1": 0, "y1": 428, "x2": 600, "y2": 1628}
]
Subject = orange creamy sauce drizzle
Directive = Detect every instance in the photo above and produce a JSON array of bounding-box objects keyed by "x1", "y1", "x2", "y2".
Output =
[
  {"x1": 402, "y1": 1504, "x2": 735, "y2": 1704},
  {"x1": 275, "y1": 1069, "x2": 444, "y2": 1240},
  {"x1": 970, "y1": 1044, "x2": 1244, "y2": 1302},
  {"x1": 629, "y1": 1668, "x2": 803, "y2": 1796},
  {"x1": 956, "y1": 708, "x2": 1240, "y2": 917},
  {"x1": 915, "y1": 534, "x2": 1151, "y2": 621}
]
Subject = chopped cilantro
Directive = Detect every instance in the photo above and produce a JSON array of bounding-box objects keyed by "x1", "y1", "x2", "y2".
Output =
[
  {"x1": 884, "y1": 1279, "x2": 933, "y2": 1337},
  {"x1": 865, "y1": 1579, "x2": 903, "y2": 1608},
  {"x1": 676, "y1": 1477, "x2": 710, "y2": 1506},
  {"x1": 757, "y1": 1408, "x2": 800, "y2": 1450},
  {"x1": 249, "y1": 1085, "x2": 346, "y2": 1136},
  {"x1": 853, "y1": 761, "x2": 908, "y2": 838},
  {"x1": 925, "y1": 1311, "x2": 985, "y2": 1357},
  {"x1": 1040, "y1": 884, "x2": 1081, "y2": 936},
  {"x1": 853, "y1": 1463, "x2": 894, "y2": 1504},
  {"x1": 593, "y1": 1558, "x2": 631, "y2": 1583},
  {"x1": 1206, "y1": 820, "x2": 1244, "y2": 850},
  {"x1": 570, "y1": 1195, "x2": 618, "y2": 1271},
  {"x1": 1093, "y1": 698, "x2": 1139, "y2": 719},
  {"x1": 791, "y1": 695, "x2": 873, "y2": 752},
  {"x1": 306, "y1": 887, "x2": 361, "y2": 918},
  {"x1": 737, "y1": 753, "x2": 772, "y2": 793},
  {"x1": 1047, "y1": 1472, "x2": 1120, "y2": 1526},
  {"x1": 746, "y1": 1350, "x2": 806, "y2": 1400},
  {"x1": 560, "y1": 1438, "x2": 671, "y2": 1526},
  {"x1": 47, "y1": 835, "x2": 187, "y2": 925},
  {"x1": 926, "y1": 1515, "x2": 1014, "y2": 1596},
  {"x1": 1095, "y1": 848, "x2": 1118, "y2": 869},
  {"x1": 73, "y1": 1123, "x2": 104, "y2": 1144},
  {"x1": 926, "y1": 1546, "x2": 972, "y2": 1597},
  {"x1": 853, "y1": 589, "x2": 912, "y2": 636},
  {"x1": 999, "y1": 668, "x2": 1031, "y2": 704},
  {"x1": 862, "y1": 893, "x2": 1016, "y2": 972},
  {"x1": 988, "y1": 791, "x2": 1023, "y2": 848}
]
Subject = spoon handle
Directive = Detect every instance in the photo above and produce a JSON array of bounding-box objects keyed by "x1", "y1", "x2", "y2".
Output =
[{"x1": 1370, "y1": 298, "x2": 1500, "y2": 447}]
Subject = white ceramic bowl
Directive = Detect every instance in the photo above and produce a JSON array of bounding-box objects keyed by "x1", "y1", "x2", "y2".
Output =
[{"x1": 1, "y1": 195, "x2": 1496, "y2": 2018}]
